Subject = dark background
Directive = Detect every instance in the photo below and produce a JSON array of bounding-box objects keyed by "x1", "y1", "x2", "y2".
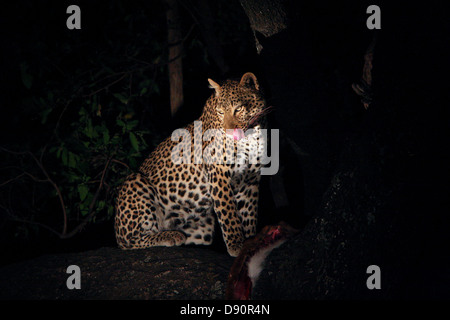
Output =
[{"x1": 0, "y1": 0, "x2": 448, "y2": 298}]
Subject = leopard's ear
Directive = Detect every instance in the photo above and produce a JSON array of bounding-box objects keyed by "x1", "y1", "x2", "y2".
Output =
[
  {"x1": 239, "y1": 72, "x2": 259, "y2": 91},
  {"x1": 208, "y1": 78, "x2": 221, "y2": 97}
]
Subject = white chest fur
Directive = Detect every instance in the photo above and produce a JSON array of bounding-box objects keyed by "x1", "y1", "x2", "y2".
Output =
[{"x1": 247, "y1": 239, "x2": 286, "y2": 288}]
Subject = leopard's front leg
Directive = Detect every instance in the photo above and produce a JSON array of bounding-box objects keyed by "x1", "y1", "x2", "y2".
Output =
[
  {"x1": 209, "y1": 167, "x2": 244, "y2": 257},
  {"x1": 235, "y1": 182, "x2": 259, "y2": 238}
]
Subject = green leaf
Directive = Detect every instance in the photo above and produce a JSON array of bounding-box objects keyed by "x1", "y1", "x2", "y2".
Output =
[
  {"x1": 126, "y1": 120, "x2": 139, "y2": 131},
  {"x1": 129, "y1": 132, "x2": 139, "y2": 152},
  {"x1": 80, "y1": 204, "x2": 89, "y2": 217},
  {"x1": 56, "y1": 146, "x2": 62, "y2": 158},
  {"x1": 41, "y1": 108, "x2": 52, "y2": 124},
  {"x1": 113, "y1": 93, "x2": 128, "y2": 104},
  {"x1": 102, "y1": 128, "x2": 110, "y2": 144},
  {"x1": 80, "y1": 193, "x2": 94, "y2": 216},
  {"x1": 98, "y1": 200, "x2": 105, "y2": 211},
  {"x1": 140, "y1": 87, "x2": 148, "y2": 96},
  {"x1": 78, "y1": 184, "x2": 89, "y2": 201},
  {"x1": 116, "y1": 119, "x2": 126, "y2": 127},
  {"x1": 68, "y1": 152, "x2": 77, "y2": 168},
  {"x1": 61, "y1": 148, "x2": 68, "y2": 166},
  {"x1": 84, "y1": 119, "x2": 93, "y2": 138},
  {"x1": 128, "y1": 157, "x2": 137, "y2": 169},
  {"x1": 67, "y1": 171, "x2": 78, "y2": 183},
  {"x1": 107, "y1": 205, "x2": 114, "y2": 218}
]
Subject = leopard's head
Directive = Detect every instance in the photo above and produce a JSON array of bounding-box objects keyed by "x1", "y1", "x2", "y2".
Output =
[{"x1": 205, "y1": 72, "x2": 271, "y2": 138}]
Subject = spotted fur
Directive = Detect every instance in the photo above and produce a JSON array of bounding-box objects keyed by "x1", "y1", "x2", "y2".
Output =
[{"x1": 114, "y1": 72, "x2": 268, "y2": 256}]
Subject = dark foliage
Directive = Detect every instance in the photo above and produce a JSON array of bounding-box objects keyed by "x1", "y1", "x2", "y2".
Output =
[{"x1": 0, "y1": 0, "x2": 255, "y2": 264}]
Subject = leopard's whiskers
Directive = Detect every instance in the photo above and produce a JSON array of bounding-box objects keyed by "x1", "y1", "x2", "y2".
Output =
[{"x1": 247, "y1": 106, "x2": 274, "y2": 128}]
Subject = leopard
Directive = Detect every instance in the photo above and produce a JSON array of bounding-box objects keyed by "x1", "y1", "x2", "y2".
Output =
[{"x1": 114, "y1": 72, "x2": 271, "y2": 257}]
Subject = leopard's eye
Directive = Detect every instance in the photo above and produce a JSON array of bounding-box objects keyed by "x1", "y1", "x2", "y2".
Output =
[
  {"x1": 235, "y1": 105, "x2": 244, "y2": 113},
  {"x1": 217, "y1": 108, "x2": 224, "y2": 115}
]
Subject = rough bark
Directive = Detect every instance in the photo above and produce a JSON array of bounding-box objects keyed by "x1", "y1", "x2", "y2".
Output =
[
  {"x1": 239, "y1": 0, "x2": 287, "y2": 37},
  {"x1": 253, "y1": 97, "x2": 449, "y2": 298},
  {"x1": 239, "y1": 0, "x2": 287, "y2": 53},
  {"x1": 242, "y1": 1, "x2": 450, "y2": 300},
  {"x1": 0, "y1": 247, "x2": 233, "y2": 299}
]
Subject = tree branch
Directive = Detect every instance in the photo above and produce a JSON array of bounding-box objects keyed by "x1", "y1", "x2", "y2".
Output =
[
  {"x1": 26, "y1": 149, "x2": 68, "y2": 236},
  {"x1": 1, "y1": 204, "x2": 63, "y2": 238},
  {"x1": 1, "y1": 147, "x2": 112, "y2": 239},
  {"x1": 60, "y1": 156, "x2": 112, "y2": 239}
]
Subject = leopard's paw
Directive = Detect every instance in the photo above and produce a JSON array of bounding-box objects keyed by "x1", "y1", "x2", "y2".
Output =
[
  {"x1": 160, "y1": 231, "x2": 186, "y2": 247},
  {"x1": 226, "y1": 242, "x2": 243, "y2": 257}
]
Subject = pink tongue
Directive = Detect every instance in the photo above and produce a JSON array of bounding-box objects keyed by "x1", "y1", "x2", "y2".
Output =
[{"x1": 233, "y1": 128, "x2": 245, "y2": 141}]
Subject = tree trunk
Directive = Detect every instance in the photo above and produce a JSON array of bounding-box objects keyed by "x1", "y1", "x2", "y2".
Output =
[
  {"x1": 239, "y1": 0, "x2": 287, "y2": 53},
  {"x1": 165, "y1": 0, "x2": 184, "y2": 117},
  {"x1": 239, "y1": 1, "x2": 450, "y2": 299}
]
